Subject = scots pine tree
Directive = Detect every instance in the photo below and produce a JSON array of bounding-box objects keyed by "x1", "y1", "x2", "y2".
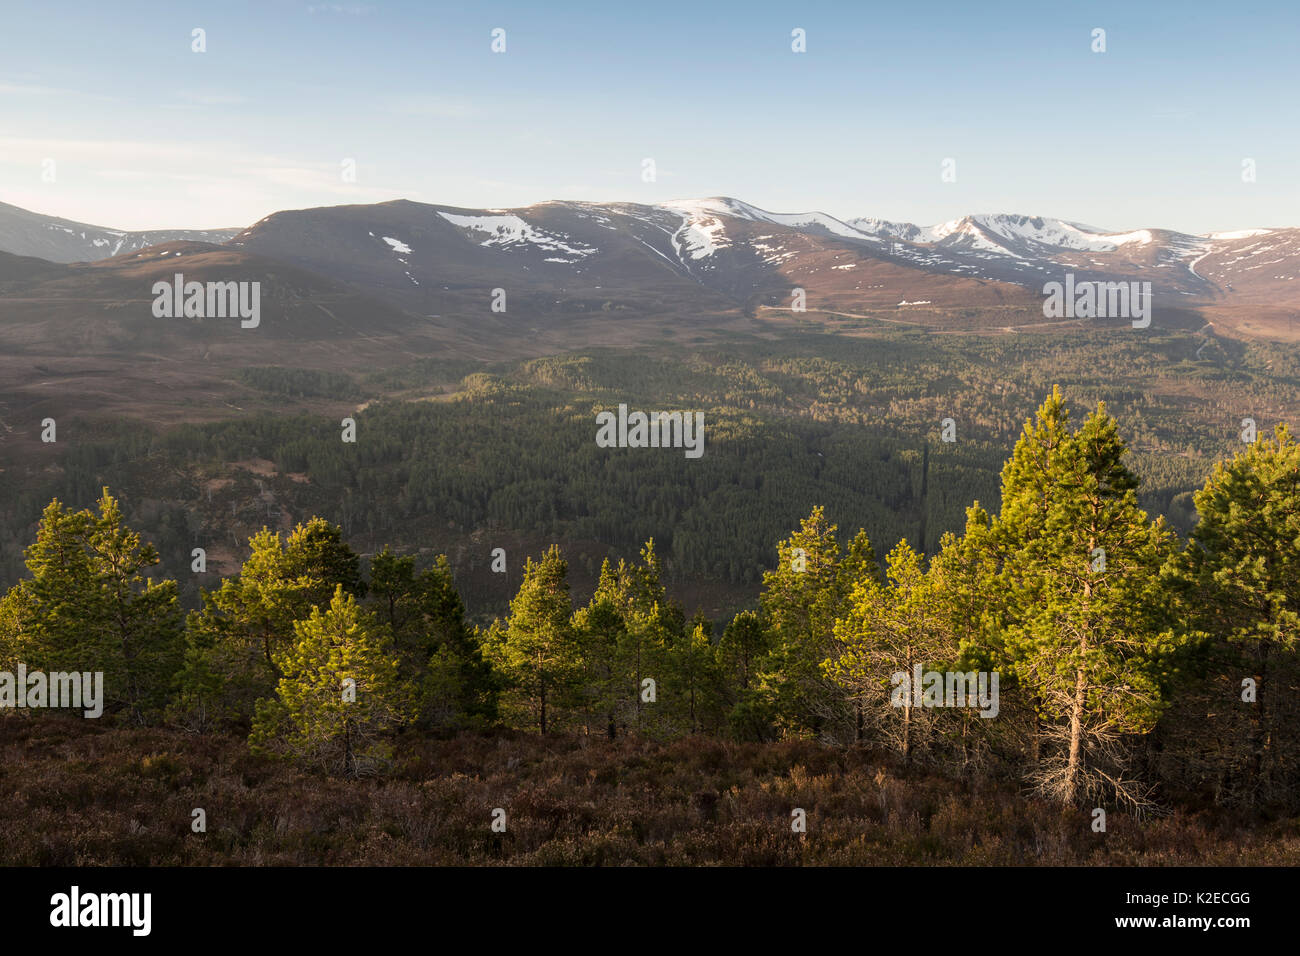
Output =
[
  {"x1": 368, "y1": 548, "x2": 497, "y2": 729},
  {"x1": 250, "y1": 586, "x2": 410, "y2": 776},
  {"x1": 987, "y1": 388, "x2": 1175, "y2": 807},
  {"x1": 670, "y1": 613, "x2": 725, "y2": 735},
  {"x1": 1173, "y1": 424, "x2": 1300, "y2": 803},
  {"x1": 571, "y1": 565, "x2": 627, "y2": 738},
  {"x1": 4, "y1": 490, "x2": 183, "y2": 719},
  {"x1": 488, "y1": 546, "x2": 579, "y2": 735},
  {"x1": 824, "y1": 540, "x2": 952, "y2": 758},
  {"x1": 178, "y1": 518, "x2": 364, "y2": 725},
  {"x1": 586, "y1": 541, "x2": 684, "y2": 736},
  {"x1": 753, "y1": 508, "x2": 864, "y2": 740}
]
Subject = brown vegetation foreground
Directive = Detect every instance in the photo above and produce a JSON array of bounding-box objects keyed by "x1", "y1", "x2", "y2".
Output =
[{"x1": 1, "y1": 715, "x2": 1297, "y2": 867}]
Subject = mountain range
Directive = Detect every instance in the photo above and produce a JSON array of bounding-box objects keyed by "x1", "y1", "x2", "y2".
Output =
[{"x1": 2, "y1": 195, "x2": 1298, "y2": 363}]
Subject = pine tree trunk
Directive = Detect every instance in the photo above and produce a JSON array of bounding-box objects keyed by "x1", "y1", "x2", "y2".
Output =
[
  {"x1": 1065, "y1": 562, "x2": 1094, "y2": 805},
  {"x1": 1065, "y1": 665, "x2": 1087, "y2": 804},
  {"x1": 903, "y1": 643, "x2": 913, "y2": 761},
  {"x1": 538, "y1": 652, "x2": 547, "y2": 736},
  {"x1": 903, "y1": 702, "x2": 912, "y2": 761},
  {"x1": 1249, "y1": 644, "x2": 1270, "y2": 803},
  {"x1": 635, "y1": 644, "x2": 642, "y2": 733}
]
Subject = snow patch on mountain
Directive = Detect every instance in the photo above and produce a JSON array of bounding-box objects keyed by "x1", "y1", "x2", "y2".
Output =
[
  {"x1": 924, "y1": 215, "x2": 1154, "y2": 254},
  {"x1": 437, "y1": 212, "x2": 597, "y2": 260},
  {"x1": 662, "y1": 198, "x2": 880, "y2": 250},
  {"x1": 1208, "y1": 228, "x2": 1273, "y2": 240},
  {"x1": 847, "y1": 217, "x2": 926, "y2": 243},
  {"x1": 660, "y1": 198, "x2": 766, "y2": 222},
  {"x1": 671, "y1": 215, "x2": 731, "y2": 260}
]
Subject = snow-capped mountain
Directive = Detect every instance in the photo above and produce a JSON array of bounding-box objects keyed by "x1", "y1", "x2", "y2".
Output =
[
  {"x1": 220, "y1": 195, "x2": 1300, "y2": 335},
  {"x1": 0, "y1": 199, "x2": 241, "y2": 263},
  {"x1": 841, "y1": 210, "x2": 1242, "y2": 295},
  {"x1": 3, "y1": 195, "x2": 1298, "y2": 341}
]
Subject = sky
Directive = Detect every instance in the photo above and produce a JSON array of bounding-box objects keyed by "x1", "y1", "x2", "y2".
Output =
[{"x1": 1, "y1": 0, "x2": 1297, "y2": 233}]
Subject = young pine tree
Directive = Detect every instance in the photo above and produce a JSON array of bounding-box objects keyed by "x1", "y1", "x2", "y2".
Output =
[
  {"x1": 588, "y1": 541, "x2": 684, "y2": 736},
  {"x1": 250, "y1": 586, "x2": 410, "y2": 776},
  {"x1": 824, "y1": 540, "x2": 953, "y2": 758},
  {"x1": 177, "y1": 518, "x2": 364, "y2": 726},
  {"x1": 570, "y1": 567, "x2": 627, "y2": 738},
  {"x1": 717, "y1": 609, "x2": 772, "y2": 740},
  {"x1": 670, "y1": 613, "x2": 725, "y2": 735},
  {"x1": 4, "y1": 490, "x2": 183, "y2": 719},
  {"x1": 488, "y1": 546, "x2": 579, "y2": 735},
  {"x1": 368, "y1": 547, "x2": 497, "y2": 729},
  {"x1": 753, "y1": 508, "x2": 867, "y2": 741}
]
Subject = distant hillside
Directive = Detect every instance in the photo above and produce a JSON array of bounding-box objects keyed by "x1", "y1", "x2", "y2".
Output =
[{"x1": 0, "y1": 199, "x2": 241, "y2": 263}]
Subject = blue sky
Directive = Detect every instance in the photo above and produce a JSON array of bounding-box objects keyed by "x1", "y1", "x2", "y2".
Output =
[{"x1": 2, "y1": 0, "x2": 1297, "y2": 232}]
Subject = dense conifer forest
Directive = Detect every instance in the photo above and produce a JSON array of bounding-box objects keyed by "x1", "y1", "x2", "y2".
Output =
[{"x1": 1, "y1": 327, "x2": 1293, "y2": 616}]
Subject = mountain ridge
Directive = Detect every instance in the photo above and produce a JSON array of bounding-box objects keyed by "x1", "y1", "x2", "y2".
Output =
[
  {"x1": 3, "y1": 195, "x2": 1298, "y2": 341},
  {"x1": 0, "y1": 199, "x2": 242, "y2": 264}
]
